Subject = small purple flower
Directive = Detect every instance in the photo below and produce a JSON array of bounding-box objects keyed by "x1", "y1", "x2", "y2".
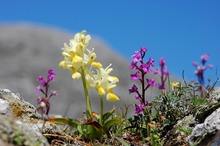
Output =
[
  {"x1": 140, "y1": 63, "x2": 151, "y2": 73},
  {"x1": 159, "y1": 85, "x2": 165, "y2": 90},
  {"x1": 192, "y1": 62, "x2": 198, "y2": 67},
  {"x1": 145, "y1": 100, "x2": 149, "y2": 106},
  {"x1": 135, "y1": 104, "x2": 144, "y2": 114},
  {"x1": 140, "y1": 47, "x2": 147, "y2": 53},
  {"x1": 159, "y1": 58, "x2": 165, "y2": 67},
  {"x1": 208, "y1": 64, "x2": 213, "y2": 69},
  {"x1": 201, "y1": 54, "x2": 209, "y2": 61},
  {"x1": 50, "y1": 90, "x2": 58, "y2": 96},
  {"x1": 147, "y1": 58, "x2": 154, "y2": 67},
  {"x1": 162, "y1": 66, "x2": 169, "y2": 76},
  {"x1": 130, "y1": 71, "x2": 141, "y2": 80},
  {"x1": 154, "y1": 68, "x2": 159, "y2": 75},
  {"x1": 36, "y1": 96, "x2": 43, "y2": 104},
  {"x1": 134, "y1": 94, "x2": 140, "y2": 99},
  {"x1": 48, "y1": 68, "x2": 56, "y2": 81},
  {"x1": 147, "y1": 79, "x2": 157, "y2": 87},
  {"x1": 38, "y1": 76, "x2": 47, "y2": 87},
  {"x1": 132, "y1": 51, "x2": 142, "y2": 63},
  {"x1": 130, "y1": 61, "x2": 137, "y2": 70},
  {"x1": 129, "y1": 84, "x2": 138, "y2": 94},
  {"x1": 35, "y1": 86, "x2": 41, "y2": 93}
]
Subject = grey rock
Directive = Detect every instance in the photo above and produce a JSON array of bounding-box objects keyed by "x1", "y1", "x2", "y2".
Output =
[
  {"x1": 0, "y1": 115, "x2": 49, "y2": 146},
  {"x1": 188, "y1": 107, "x2": 220, "y2": 145},
  {"x1": 0, "y1": 98, "x2": 10, "y2": 114},
  {"x1": 0, "y1": 88, "x2": 40, "y2": 121},
  {"x1": 0, "y1": 88, "x2": 49, "y2": 146},
  {"x1": 210, "y1": 87, "x2": 220, "y2": 103}
]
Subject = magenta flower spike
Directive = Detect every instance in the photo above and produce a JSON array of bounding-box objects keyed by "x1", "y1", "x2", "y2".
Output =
[
  {"x1": 129, "y1": 84, "x2": 138, "y2": 94},
  {"x1": 35, "y1": 68, "x2": 57, "y2": 116},
  {"x1": 135, "y1": 104, "x2": 144, "y2": 114},
  {"x1": 129, "y1": 47, "x2": 157, "y2": 114},
  {"x1": 48, "y1": 68, "x2": 56, "y2": 81},
  {"x1": 158, "y1": 57, "x2": 169, "y2": 90},
  {"x1": 193, "y1": 54, "x2": 213, "y2": 86},
  {"x1": 147, "y1": 79, "x2": 157, "y2": 87},
  {"x1": 130, "y1": 71, "x2": 141, "y2": 81}
]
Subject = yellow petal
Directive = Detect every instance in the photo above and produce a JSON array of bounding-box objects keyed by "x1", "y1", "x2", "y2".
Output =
[
  {"x1": 108, "y1": 76, "x2": 119, "y2": 82},
  {"x1": 171, "y1": 82, "x2": 180, "y2": 88},
  {"x1": 106, "y1": 92, "x2": 119, "y2": 102},
  {"x1": 67, "y1": 64, "x2": 73, "y2": 70},
  {"x1": 62, "y1": 52, "x2": 71, "y2": 57},
  {"x1": 72, "y1": 55, "x2": 82, "y2": 63},
  {"x1": 91, "y1": 62, "x2": 103, "y2": 68},
  {"x1": 59, "y1": 61, "x2": 66, "y2": 68},
  {"x1": 96, "y1": 85, "x2": 105, "y2": 95},
  {"x1": 72, "y1": 72, "x2": 81, "y2": 80}
]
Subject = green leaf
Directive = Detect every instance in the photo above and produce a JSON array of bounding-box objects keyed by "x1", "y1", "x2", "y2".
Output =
[
  {"x1": 103, "y1": 107, "x2": 116, "y2": 122},
  {"x1": 103, "y1": 118, "x2": 124, "y2": 131},
  {"x1": 48, "y1": 117, "x2": 80, "y2": 128},
  {"x1": 85, "y1": 125, "x2": 103, "y2": 139}
]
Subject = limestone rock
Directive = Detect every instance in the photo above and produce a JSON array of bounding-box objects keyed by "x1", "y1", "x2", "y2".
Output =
[
  {"x1": 188, "y1": 107, "x2": 220, "y2": 145},
  {"x1": 0, "y1": 115, "x2": 49, "y2": 146},
  {"x1": 210, "y1": 87, "x2": 220, "y2": 103},
  {"x1": 0, "y1": 88, "x2": 41, "y2": 121},
  {"x1": 0, "y1": 88, "x2": 49, "y2": 146}
]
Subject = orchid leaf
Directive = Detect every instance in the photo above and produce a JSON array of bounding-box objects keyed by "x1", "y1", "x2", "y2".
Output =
[
  {"x1": 103, "y1": 107, "x2": 116, "y2": 122},
  {"x1": 103, "y1": 118, "x2": 124, "y2": 131}
]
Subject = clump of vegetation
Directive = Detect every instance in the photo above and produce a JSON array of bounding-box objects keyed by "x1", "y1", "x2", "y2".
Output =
[{"x1": 34, "y1": 30, "x2": 219, "y2": 145}]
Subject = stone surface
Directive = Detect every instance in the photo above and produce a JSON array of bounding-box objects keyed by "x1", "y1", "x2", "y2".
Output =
[
  {"x1": 188, "y1": 107, "x2": 220, "y2": 145},
  {"x1": 0, "y1": 98, "x2": 10, "y2": 114},
  {"x1": 0, "y1": 88, "x2": 41, "y2": 122},
  {"x1": 211, "y1": 87, "x2": 220, "y2": 103},
  {"x1": 0, "y1": 115, "x2": 49, "y2": 146},
  {"x1": 0, "y1": 88, "x2": 49, "y2": 146}
]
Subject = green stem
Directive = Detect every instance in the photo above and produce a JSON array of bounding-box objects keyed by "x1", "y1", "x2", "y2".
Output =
[
  {"x1": 145, "y1": 107, "x2": 151, "y2": 137},
  {"x1": 99, "y1": 95, "x2": 103, "y2": 125},
  {"x1": 81, "y1": 67, "x2": 92, "y2": 117}
]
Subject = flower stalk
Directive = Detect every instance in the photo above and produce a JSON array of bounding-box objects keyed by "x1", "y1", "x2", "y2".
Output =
[
  {"x1": 99, "y1": 95, "x2": 104, "y2": 125},
  {"x1": 81, "y1": 67, "x2": 92, "y2": 116}
]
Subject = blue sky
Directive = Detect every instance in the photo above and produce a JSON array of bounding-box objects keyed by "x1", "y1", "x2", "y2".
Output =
[{"x1": 1, "y1": 0, "x2": 220, "y2": 85}]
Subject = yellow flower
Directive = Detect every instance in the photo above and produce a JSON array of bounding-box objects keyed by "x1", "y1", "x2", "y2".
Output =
[
  {"x1": 91, "y1": 62, "x2": 103, "y2": 68},
  {"x1": 59, "y1": 30, "x2": 101, "y2": 79},
  {"x1": 70, "y1": 30, "x2": 91, "y2": 53},
  {"x1": 72, "y1": 72, "x2": 81, "y2": 80},
  {"x1": 86, "y1": 64, "x2": 119, "y2": 101},
  {"x1": 107, "y1": 91, "x2": 119, "y2": 102},
  {"x1": 170, "y1": 82, "x2": 180, "y2": 88}
]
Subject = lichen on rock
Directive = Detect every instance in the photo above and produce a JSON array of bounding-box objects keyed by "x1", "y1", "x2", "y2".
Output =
[{"x1": 0, "y1": 88, "x2": 49, "y2": 146}]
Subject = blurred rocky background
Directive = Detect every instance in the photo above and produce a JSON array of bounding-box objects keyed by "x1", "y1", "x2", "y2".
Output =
[{"x1": 0, "y1": 24, "x2": 160, "y2": 118}]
